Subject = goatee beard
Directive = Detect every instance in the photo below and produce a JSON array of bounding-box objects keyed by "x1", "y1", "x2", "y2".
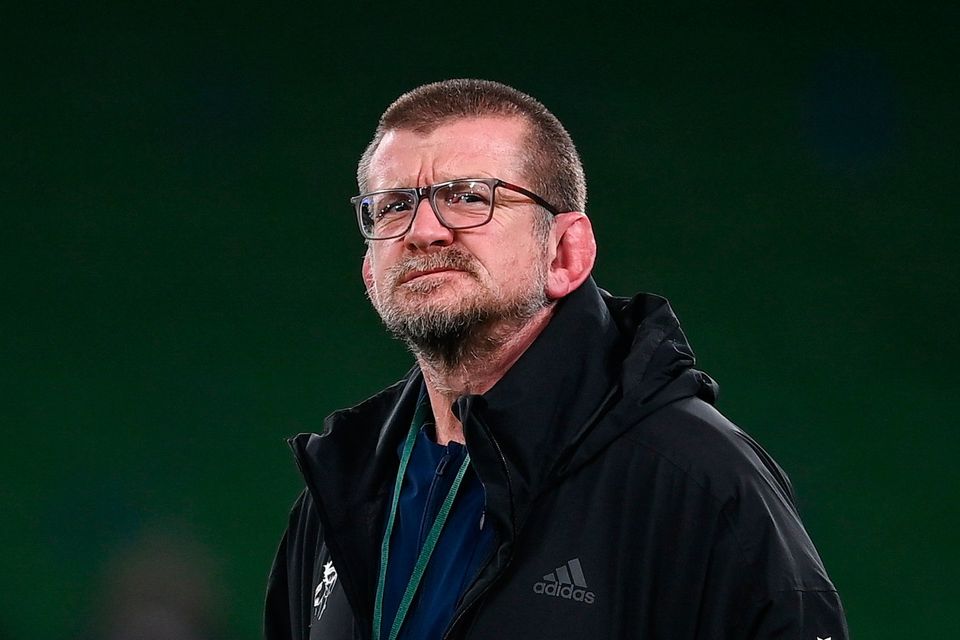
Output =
[{"x1": 368, "y1": 248, "x2": 550, "y2": 369}]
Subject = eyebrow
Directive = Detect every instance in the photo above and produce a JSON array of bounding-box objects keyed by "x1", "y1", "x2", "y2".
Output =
[{"x1": 374, "y1": 174, "x2": 499, "y2": 191}]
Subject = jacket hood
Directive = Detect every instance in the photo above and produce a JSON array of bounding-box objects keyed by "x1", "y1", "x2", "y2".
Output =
[{"x1": 451, "y1": 278, "x2": 717, "y2": 536}]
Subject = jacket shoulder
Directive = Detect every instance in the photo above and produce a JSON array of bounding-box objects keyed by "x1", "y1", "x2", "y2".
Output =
[
  {"x1": 629, "y1": 396, "x2": 796, "y2": 508},
  {"x1": 625, "y1": 397, "x2": 835, "y2": 591}
]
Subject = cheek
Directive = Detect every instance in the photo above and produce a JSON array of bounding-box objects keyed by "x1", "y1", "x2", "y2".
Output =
[
  {"x1": 363, "y1": 251, "x2": 393, "y2": 292},
  {"x1": 463, "y1": 228, "x2": 542, "y2": 283},
  {"x1": 493, "y1": 249, "x2": 538, "y2": 286},
  {"x1": 366, "y1": 245, "x2": 396, "y2": 274}
]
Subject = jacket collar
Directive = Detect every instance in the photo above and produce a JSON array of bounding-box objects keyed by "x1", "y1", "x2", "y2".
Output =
[
  {"x1": 289, "y1": 372, "x2": 422, "y2": 628},
  {"x1": 289, "y1": 278, "x2": 715, "y2": 627},
  {"x1": 452, "y1": 278, "x2": 625, "y2": 537}
]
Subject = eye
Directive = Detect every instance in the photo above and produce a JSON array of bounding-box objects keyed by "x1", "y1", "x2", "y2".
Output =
[
  {"x1": 377, "y1": 198, "x2": 412, "y2": 218},
  {"x1": 365, "y1": 192, "x2": 414, "y2": 223},
  {"x1": 442, "y1": 182, "x2": 492, "y2": 208},
  {"x1": 448, "y1": 192, "x2": 487, "y2": 205}
]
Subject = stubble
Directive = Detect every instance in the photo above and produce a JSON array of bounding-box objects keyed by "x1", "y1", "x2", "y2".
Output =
[{"x1": 367, "y1": 246, "x2": 550, "y2": 369}]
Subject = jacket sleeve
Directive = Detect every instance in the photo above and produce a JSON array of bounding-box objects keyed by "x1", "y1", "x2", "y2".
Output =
[
  {"x1": 264, "y1": 490, "x2": 316, "y2": 640},
  {"x1": 744, "y1": 588, "x2": 850, "y2": 640},
  {"x1": 717, "y1": 458, "x2": 850, "y2": 640}
]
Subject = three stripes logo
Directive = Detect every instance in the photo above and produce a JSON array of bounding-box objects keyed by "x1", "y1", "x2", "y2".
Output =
[{"x1": 533, "y1": 558, "x2": 596, "y2": 604}]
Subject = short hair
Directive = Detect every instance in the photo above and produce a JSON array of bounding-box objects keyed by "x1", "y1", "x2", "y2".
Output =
[{"x1": 356, "y1": 79, "x2": 587, "y2": 215}]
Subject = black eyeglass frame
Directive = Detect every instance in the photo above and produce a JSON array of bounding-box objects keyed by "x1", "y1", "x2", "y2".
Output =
[{"x1": 350, "y1": 177, "x2": 561, "y2": 240}]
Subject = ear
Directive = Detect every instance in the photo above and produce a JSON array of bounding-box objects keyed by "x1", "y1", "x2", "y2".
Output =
[
  {"x1": 361, "y1": 251, "x2": 375, "y2": 291},
  {"x1": 545, "y1": 212, "x2": 597, "y2": 300}
]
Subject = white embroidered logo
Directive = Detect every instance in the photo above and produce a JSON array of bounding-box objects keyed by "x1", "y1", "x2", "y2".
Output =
[{"x1": 313, "y1": 560, "x2": 338, "y2": 621}]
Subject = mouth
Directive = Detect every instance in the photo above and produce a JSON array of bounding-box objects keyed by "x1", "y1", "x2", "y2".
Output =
[{"x1": 398, "y1": 268, "x2": 463, "y2": 285}]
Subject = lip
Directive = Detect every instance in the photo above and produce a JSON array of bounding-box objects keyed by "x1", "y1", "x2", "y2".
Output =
[{"x1": 398, "y1": 268, "x2": 462, "y2": 285}]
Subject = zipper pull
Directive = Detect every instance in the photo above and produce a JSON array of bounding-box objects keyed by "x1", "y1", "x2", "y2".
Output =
[
  {"x1": 436, "y1": 452, "x2": 452, "y2": 476},
  {"x1": 479, "y1": 507, "x2": 486, "y2": 531}
]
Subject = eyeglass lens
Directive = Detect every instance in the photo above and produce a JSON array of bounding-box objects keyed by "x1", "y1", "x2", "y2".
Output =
[{"x1": 359, "y1": 180, "x2": 494, "y2": 238}]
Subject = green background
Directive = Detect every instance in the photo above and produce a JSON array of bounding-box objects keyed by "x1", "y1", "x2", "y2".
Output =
[{"x1": 2, "y1": 2, "x2": 957, "y2": 638}]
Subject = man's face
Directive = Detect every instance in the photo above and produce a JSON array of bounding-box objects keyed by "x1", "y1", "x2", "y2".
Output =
[{"x1": 361, "y1": 116, "x2": 552, "y2": 360}]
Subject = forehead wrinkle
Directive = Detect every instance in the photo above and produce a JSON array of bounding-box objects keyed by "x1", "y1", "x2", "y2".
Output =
[
  {"x1": 367, "y1": 118, "x2": 530, "y2": 190},
  {"x1": 372, "y1": 152, "x2": 503, "y2": 190}
]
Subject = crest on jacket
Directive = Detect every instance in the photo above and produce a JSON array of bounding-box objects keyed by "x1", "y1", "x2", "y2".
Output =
[{"x1": 313, "y1": 560, "x2": 338, "y2": 621}]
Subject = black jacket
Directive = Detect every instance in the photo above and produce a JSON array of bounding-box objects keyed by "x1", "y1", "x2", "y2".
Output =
[{"x1": 264, "y1": 281, "x2": 848, "y2": 639}]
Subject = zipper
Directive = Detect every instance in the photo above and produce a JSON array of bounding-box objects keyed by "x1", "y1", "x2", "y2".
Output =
[
  {"x1": 417, "y1": 448, "x2": 454, "y2": 548},
  {"x1": 442, "y1": 408, "x2": 515, "y2": 640}
]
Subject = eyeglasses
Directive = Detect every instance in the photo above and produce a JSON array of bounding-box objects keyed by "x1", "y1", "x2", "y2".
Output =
[{"x1": 350, "y1": 177, "x2": 560, "y2": 240}]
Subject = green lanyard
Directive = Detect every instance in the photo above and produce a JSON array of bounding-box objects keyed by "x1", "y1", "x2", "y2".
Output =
[{"x1": 372, "y1": 415, "x2": 472, "y2": 640}]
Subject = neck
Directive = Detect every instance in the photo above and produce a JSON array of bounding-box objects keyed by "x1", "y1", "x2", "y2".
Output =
[{"x1": 415, "y1": 307, "x2": 555, "y2": 445}]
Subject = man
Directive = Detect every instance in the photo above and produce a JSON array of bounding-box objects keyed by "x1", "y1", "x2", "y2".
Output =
[{"x1": 264, "y1": 79, "x2": 848, "y2": 640}]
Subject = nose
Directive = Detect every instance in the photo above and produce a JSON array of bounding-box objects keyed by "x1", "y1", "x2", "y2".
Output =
[{"x1": 404, "y1": 196, "x2": 454, "y2": 251}]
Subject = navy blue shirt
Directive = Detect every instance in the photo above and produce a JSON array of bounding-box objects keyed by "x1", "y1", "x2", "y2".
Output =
[{"x1": 379, "y1": 396, "x2": 495, "y2": 640}]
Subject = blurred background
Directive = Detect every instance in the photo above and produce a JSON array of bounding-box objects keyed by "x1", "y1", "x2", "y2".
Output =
[{"x1": 2, "y1": 1, "x2": 957, "y2": 638}]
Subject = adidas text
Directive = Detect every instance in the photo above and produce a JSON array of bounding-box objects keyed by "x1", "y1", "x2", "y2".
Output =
[
  {"x1": 533, "y1": 580, "x2": 596, "y2": 603},
  {"x1": 533, "y1": 558, "x2": 596, "y2": 605}
]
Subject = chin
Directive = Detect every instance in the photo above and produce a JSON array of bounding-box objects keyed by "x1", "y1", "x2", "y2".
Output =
[{"x1": 399, "y1": 296, "x2": 485, "y2": 322}]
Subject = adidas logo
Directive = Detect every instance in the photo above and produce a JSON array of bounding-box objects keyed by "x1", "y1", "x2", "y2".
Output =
[{"x1": 533, "y1": 558, "x2": 596, "y2": 604}]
